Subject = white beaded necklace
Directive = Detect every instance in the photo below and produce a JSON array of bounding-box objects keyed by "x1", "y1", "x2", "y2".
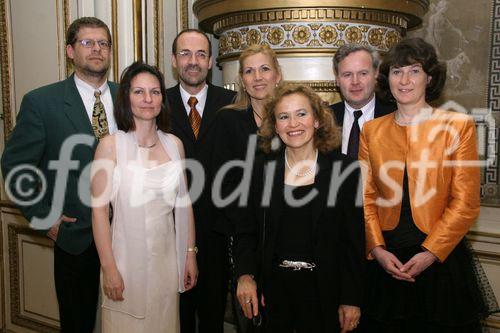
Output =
[{"x1": 285, "y1": 148, "x2": 318, "y2": 177}]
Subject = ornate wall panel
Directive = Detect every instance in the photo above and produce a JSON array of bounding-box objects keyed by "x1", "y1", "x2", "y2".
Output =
[
  {"x1": 194, "y1": 0, "x2": 429, "y2": 101},
  {"x1": 2, "y1": 212, "x2": 59, "y2": 332},
  {"x1": 409, "y1": 0, "x2": 500, "y2": 207}
]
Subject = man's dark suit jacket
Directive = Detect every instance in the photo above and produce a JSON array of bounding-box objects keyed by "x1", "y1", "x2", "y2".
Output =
[
  {"x1": 166, "y1": 83, "x2": 236, "y2": 238},
  {"x1": 233, "y1": 150, "x2": 365, "y2": 332},
  {"x1": 166, "y1": 83, "x2": 235, "y2": 332},
  {"x1": 330, "y1": 98, "x2": 395, "y2": 127},
  {"x1": 1, "y1": 74, "x2": 118, "y2": 255}
]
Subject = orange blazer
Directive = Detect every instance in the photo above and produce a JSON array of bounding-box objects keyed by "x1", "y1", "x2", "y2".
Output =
[{"x1": 359, "y1": 109, "x2": 480, "y2": 262}]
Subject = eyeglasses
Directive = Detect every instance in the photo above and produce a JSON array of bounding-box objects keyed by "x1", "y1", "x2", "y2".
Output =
[
  {"x1": 77, "y1": 39, "x2": 112, "y2": 50},
  {"x1": 177, "y1": 50, "x2": 209, "y2": 60}
]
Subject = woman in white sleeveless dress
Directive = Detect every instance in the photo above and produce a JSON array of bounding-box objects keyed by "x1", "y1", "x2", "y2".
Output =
[{"x1": 91, "y1": 62, "x2": 198, "y2": 332}]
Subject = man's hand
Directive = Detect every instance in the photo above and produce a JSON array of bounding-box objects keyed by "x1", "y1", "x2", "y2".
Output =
[{"x1": 46, "y1": 215, "x2": 77, "y2": 241}]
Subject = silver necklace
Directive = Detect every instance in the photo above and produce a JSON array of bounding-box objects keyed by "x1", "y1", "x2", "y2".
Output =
[
  {"x1": 285, "y1": 148, "x2": 318, "y2": 177},
  {"x1": 137, "y1": 138, "x2": 158, "y2": 149}
]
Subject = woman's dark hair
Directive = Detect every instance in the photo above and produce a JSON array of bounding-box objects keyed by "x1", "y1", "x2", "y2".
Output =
[
  {"x1": 114, "y1": 61, "x2": 170, "y2": 132},
  {"x1": 378, "y1": 37, "x2": 447, "y2": 102}
]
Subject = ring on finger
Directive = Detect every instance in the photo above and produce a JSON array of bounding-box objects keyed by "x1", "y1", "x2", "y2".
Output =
[{"x1": 245, "y1": 299, "x2": 251, "y2": 304}]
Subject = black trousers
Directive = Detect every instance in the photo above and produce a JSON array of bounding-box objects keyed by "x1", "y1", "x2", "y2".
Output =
[
  {"x1": 359, "y1": 316, "x2": 482, "y2": 333},
  {"x1": 54, "y1": 242, "x2": 100, "y2": 333},
  {"x1": 180, "y1": 230, "x2": 229, "y2": 333},
  {"x1": 264, "y1": 266, "x2": 324, "y2": 333}
]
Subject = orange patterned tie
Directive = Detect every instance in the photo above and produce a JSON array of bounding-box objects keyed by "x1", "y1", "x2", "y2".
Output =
[
  {"x1": 188, "y1": 96, "x2": 201, "y2": 139},
  {"x1": 92, "y1": 90, "x2": 109, "y2": 139}
]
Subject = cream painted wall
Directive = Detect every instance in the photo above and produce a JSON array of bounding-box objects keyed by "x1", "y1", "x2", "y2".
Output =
[{"x1": 9, "y1": 0, "x2": 66, "y2": 116}]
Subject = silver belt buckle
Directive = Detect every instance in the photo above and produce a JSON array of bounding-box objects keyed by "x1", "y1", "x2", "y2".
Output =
[{"x1": 279, "y1": 260, "x2": 316, "y2": 271}]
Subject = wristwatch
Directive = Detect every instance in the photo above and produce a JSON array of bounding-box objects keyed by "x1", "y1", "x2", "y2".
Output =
[{"x1": 187, "y1": 246, "x2": 198, "y2": 254}]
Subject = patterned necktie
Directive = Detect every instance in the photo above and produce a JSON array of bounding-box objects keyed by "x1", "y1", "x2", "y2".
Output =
[
  {"x1": 188, "y1": 96, "x2": 201, "y2": 139},
  {"x1": 347, "y1": 110, "x2": 363, "y2": 159},
  {"x1": 92, "y1": 90, "x2": 109, "y2": 139}
]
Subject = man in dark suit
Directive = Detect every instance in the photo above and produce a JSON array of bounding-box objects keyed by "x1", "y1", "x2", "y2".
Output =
[
  {"x1": 330, "y1": 44, "x2": 395, "y2": 159},
  {"x1": 167, "y1": 29, "x2": 236, "y2": 333},
  {"x1": 1, "y1": 17, "x2": 117, "y2": 333}
]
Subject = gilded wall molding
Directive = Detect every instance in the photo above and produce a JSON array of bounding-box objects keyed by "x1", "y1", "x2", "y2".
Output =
[
  {"x1": 133, "y1": 0, "x2": 143, "y2": 61},
  {"x1": 179, "y1": 0, "x2": 189, "y2": 30},
  {"x1": 112, "y1": 0, "x2": 119, "y2": 81},
  {"x1": 64, "y1": 0, "x2": 71, "y2": 77},
  {"x1": 194, "y1": 0, "x2": 429, "y2": 33},
  {"x1": 285, "y1": 80, "x2": 338, "y2": 93},
  {"x1": 211, "y1": 8, "x2": 409, "y2": 36},
  {"x1": 218, "y1": 22, "x2": 401, "y2": 61},
  {"x1": 153, "y1": 0, "x2": 161, "y2": 68},
  {"x1": 0, "y1": 0, "x2": 12, "y2": 138},
  {"x1": 8, "y1": 224, "x2": 58, "y2": 332}
]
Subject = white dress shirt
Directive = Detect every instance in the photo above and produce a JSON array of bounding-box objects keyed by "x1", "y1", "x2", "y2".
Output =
[
  {"x1": 74, "y1": 74, "x2": 117, "y2": 134},
  {"x1": 179, "y1": 84, "x2": 208, "y2": 117},
  {"x1": 341, "y1": 96, "x2": 376, "y2": 154}
]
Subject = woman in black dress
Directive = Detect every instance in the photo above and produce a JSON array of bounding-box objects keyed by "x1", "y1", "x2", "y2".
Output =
[
  {"x1": 359, "y1": 37, "x2": 499, "y2": 332},
  {"x1": 211, "y1": 44, "x2": 282, "y2": 331},
  {"x1": 212, "y1": 44, "x2": 282, "y2": 234},
  {"x1": 234, "y1": 84, "x2": 365, "y2": 333}
]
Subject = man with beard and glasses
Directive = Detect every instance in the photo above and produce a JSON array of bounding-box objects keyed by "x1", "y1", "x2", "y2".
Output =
[
  {"x1": 1, "y1": 17, "x2": 117, "y2": 333},
  {"x1": 167, "y1": 29, "x2": 236, "y2": 333}
]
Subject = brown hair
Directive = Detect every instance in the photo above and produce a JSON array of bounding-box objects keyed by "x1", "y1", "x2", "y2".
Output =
[
  {"x1": 223, "y1": 44, "x2": 282, "y2": 111},
  {"x1": 172, "y1": 29, "x2": 212, "y2": 57},
  {"x1": 66, "y1": 17, "x2": 112, "y2": 46},
  {"x1": 114, "y1": 61, "x2": 170, "y2": 132},
  {"x1": 378, "y1": 37, "x2": 447, "y2": 102},
  {"x1": 333, "y1": 43, "x2": 380, "y2": 74},
  {"x1": 259, "y1": 84, "x2": 341, "y2": 154}
]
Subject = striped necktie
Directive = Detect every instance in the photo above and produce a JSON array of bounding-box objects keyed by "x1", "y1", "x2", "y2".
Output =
[
  {"x1": 92, "y1": 90, "x2": 109, "y2": 139},
  {"x1": 188, "y1": 96, "x2": 201, "y2": 139}
]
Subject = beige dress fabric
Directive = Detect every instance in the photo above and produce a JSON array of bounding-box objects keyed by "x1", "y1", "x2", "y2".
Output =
[{"x1": 101, "y1": 131, "x2": 184, "y2": 333}]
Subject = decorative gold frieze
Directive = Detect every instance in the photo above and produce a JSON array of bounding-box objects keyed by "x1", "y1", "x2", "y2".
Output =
[
  {"x1": 194, "y1": 1, "x2": 429, "y2": 33},
  {"x1": 210, "y1": 8, "x2": 409, "y2": 36},
  {"x1": 246, "y1": 29, "x2": 261, "y2": 46},
  {"x1": 318, "y1": 25, "x2": 337, "y2": 45},
  {"x1": 286, "y1": 80, "x2": 338, "y2": 93},
  {"x1": 217, "y1": 22, "x2": 402, "y2": 60},
  {"x1": 268, "y1": 27, "x2": 284, "y2": 46},
  {"x1": 285, "y1": 80, "x2": 341, "y2": 105},
  {"x1": 293, "y1": 26, "x2": 311, "y2": 44},
  {"x1": 345, "y1": 26, "x2": 362, "y2": 44},
  {"x1": 368, "y1": 28, "x2": 386, "y2": 47}
]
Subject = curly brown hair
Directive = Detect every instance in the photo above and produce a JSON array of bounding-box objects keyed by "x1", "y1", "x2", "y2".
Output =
[{"x1": 259, "y1": 84, "x2": 341, "y2": 154}]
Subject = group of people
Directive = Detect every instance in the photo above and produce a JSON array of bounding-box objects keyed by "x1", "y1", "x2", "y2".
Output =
[{"x1": 1, "y1": 15, "x2": 497, "y2": 333}]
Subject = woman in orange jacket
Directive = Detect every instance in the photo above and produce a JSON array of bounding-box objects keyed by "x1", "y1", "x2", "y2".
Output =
[{"x1": 359, "y1": 38, "x2": 497, "y2": 332}]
